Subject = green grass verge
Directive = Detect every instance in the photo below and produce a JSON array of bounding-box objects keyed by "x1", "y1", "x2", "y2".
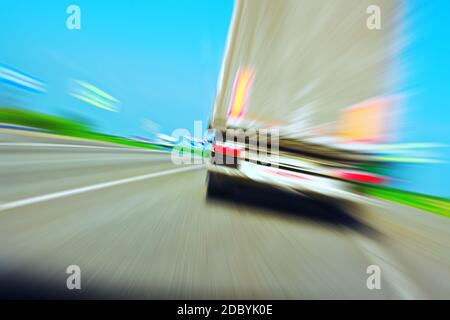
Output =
[
  {"x1": 358, "y1": 184, "x2": 450, "y2": 218},
  {"x1": 0, "y1": 108, "x2": 164, "y2": 151},
  {"x1": 0, "y1": 108, "x2": 88, "y2": 133},
  {"x1": 64, "y1": 131, "x2": 163, "y2": 151}
]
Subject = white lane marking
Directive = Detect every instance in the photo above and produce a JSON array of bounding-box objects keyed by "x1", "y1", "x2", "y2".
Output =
[
  {"x1": 348, "y1": 231, "x2": 425, "y2": 299},
  {"x1": 0, "y1": 165, "x2": 205, "y2": 212},
  {"x1": 0, "y1": 142, "x2": 169, "y2": 153},
  {"x1": 0, "y1": 155, "x2": 171, "y2": 166}
]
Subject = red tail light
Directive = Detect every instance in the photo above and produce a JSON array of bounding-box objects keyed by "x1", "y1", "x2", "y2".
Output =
[
  {"x1": 213, "y1": 143, "x2": 242, "y2": 157},
  {"x1": 335, "y1": 170, "x2": 387, "y2": 185}
]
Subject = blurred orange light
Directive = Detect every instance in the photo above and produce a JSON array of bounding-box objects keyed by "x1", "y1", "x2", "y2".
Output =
[
  {"x1": 338, "y1": 98, "x2": 391, "y2": 143},
  {"x1": 227, "y1": 67, "x2": 254, "y2": 119}
]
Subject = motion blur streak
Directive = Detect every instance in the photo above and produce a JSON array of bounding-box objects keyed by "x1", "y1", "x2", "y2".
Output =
[
  {"x1": 0, "y1": 64, "x2": 47, "y2": 93},
  {"x1": 69, "y1": 80, "x2": 120, "y2": 112}
]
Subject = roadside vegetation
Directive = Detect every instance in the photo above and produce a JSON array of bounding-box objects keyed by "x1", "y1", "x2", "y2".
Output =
[
  {"x1": 0, "y1": 107, "x2": 162, "y2": 150},
  {"x1": 358, "y1": 184, "x2": 450, "y2": 218}
]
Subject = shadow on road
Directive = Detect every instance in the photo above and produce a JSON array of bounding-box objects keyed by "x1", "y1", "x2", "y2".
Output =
[
  {"x1": 0, "y1": 267, "x2": 170, "y2": 299},
  {"x1": 206, "y1": 180, "x2": 381, "y2": 238},
  {"x1": 0, "y1": 269, "x2": 107, "y2": 299}
]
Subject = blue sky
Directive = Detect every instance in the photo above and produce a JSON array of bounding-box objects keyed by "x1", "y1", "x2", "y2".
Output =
[
  {"x1": 0, "y1": 0, "x2": 234, "y2": 137},
  {"x1": 391, "y1": 0, "x2": 450, "y2": 197}
]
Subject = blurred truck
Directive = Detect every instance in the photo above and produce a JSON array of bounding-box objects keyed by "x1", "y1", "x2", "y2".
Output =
[{"x1": 206, "y1": 0, "x2": 401, "y2": 202}]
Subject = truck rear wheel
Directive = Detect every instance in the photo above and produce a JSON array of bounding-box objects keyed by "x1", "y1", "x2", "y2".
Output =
[{"x1": 206, "y1": 172, "x2": 230, "y2": 198}]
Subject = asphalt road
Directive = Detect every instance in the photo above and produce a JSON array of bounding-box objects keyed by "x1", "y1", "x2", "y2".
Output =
[{"x1": 1, "y1": 129, "x2": 450, "y2": 299}]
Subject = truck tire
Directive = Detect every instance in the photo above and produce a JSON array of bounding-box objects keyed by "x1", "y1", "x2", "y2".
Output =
[{"x1": 206, "y1": 172, "x2": 230, "y2": 198}]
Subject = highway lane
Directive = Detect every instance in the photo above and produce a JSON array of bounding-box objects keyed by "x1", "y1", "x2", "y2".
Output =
[
  {"x1": 0, "y1": 145, "x2": 174, "y2": 203},
  {"x1": 1, "y1": 131, "x2": 450, "y2": 299}
]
